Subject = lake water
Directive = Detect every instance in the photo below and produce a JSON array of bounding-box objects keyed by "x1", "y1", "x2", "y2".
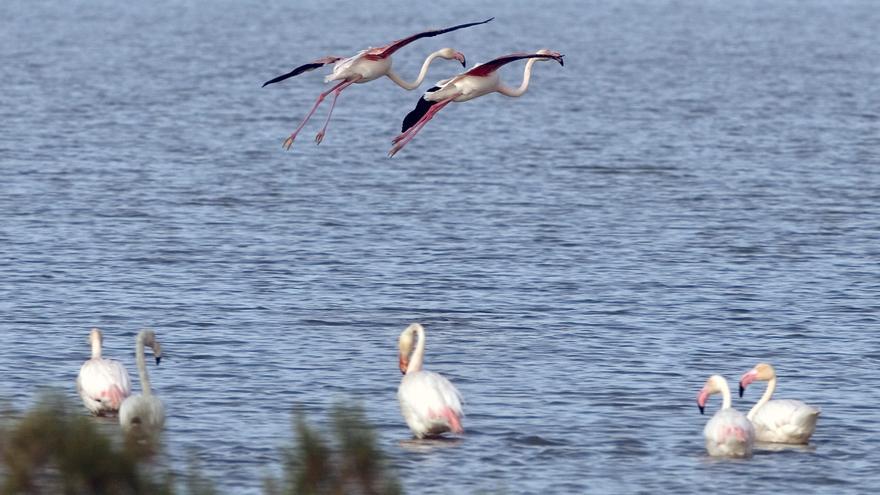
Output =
[{"x1": 2, "y1": 0, "x2": 879, "y2": 493}]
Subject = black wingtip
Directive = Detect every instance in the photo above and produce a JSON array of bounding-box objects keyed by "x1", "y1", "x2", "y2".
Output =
[
  {"x1": 262, "y1": 62, "x2": 324, "y2": 88},
  {"x1": 401, "y1": 86, "x2": 441, "y2": 133}
]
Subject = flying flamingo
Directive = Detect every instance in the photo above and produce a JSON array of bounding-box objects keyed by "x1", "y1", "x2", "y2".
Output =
[
  {"x1": 697, "y1": 374, "x2": 755, "y2": 457},
  {"x1": 739, "y1": 363, "x2": 820, "y2": 444},
  {"x1": 388, "y1": 49, "x2": 564, "y2": 157},
  {"x1": 77, "y1": 328, "x2": 132, "y2": 415},
  {"x1": 397, "y1": 323, "x2": 464, "y2": 438},
  {"x1": 119, "y1": 329, "x2": 166, "y2": 435},
  {"x1": 262, "y1": 18, "x2": 493, "y2": 149}
]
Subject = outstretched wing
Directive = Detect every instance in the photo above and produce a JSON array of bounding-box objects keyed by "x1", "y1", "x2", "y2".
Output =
[
  {"x1": 465, "y1": 52, "x2": 565, "y2": 77},
  {"x1": 370, "y1": 17, "x2": 494, "y2": 59},
  {"x1": 262, "y1": 56, "x2": 343, "y2": 87}
]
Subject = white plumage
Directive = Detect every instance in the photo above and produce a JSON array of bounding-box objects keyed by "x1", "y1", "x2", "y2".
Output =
[
  {"x1": 388, "y1": 49, "x2": 565, "y2": 157},
  {"x1": 261, "y1": 20, "x2": 492, "y2": 150},
  {"x1": 739, "y1": 363, "x2": 820, "y2": 444},
  {"x1": 397, "y1": 323, "x2": 464, "y2": 438},
  {"x1": 76, "y1": 328, "x2": 131, "y2": 415},
  {"x1": 119, "y1": 329, "x2": 165, "y2": 434},
  {"x1": 697, "y1": 374, "x2": 755, "y2": 457}
]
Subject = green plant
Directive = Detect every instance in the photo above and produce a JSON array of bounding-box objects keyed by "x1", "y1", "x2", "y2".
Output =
[{"x1": 266, "y1": 404, "x2": 401, "y2": 495}]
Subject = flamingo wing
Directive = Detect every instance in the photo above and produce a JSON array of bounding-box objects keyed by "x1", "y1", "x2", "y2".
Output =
[
  {"x1": 371, "y1": 17, "x2": 494, "y2": 59},
  {"x1": 704, "y1": 408, "x2": 755, "y2": 457},
  {"x1": 401, "y1": 86, "x2": 442, "y2": 132},
  {"x1": 751, "y1": 399, "x2": 820, "y2": 443},
  {"x1": 78, "y1": 358, "x2": 132, "y2": 411},
  {"x1": 262, "y1": 56, "x2": 344, "y2": 87},
  {"x1": 465, "y1": 52, "x2": 565, "y2": 77},
  {"x1": 120, "y1": 394, "x2": 166, "y2": 432},
  {"x1": 398, "y1": 370, "x2": 463, "y2": 437}
]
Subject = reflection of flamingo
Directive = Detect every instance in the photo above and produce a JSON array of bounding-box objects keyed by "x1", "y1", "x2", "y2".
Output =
[
  {"x1": 119, "y1": 330, "x2": 165, "y2": 434},
  {"x1": 739, "y1": 363, "x2": 820, "y2": 444},
  {"x1": 697, "y1": 375, "x2": 755, "y2": 457},
  {"x1": 77, "y1": 328, "x2": 132, "y2": 415},
  {"x1": 388, "y1": 49, "x2": 564, "y2": 156},
  {"x1": 262, "y1": 18, "x2": 493, "y2": 149},
  {"x1": 397, "y1": 323, "x2": 463, "y2": 438}
]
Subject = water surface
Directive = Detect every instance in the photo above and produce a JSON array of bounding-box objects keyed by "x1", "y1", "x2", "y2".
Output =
[{"x1": 1, "y1": 0, "x2": 879, "y2": 493}]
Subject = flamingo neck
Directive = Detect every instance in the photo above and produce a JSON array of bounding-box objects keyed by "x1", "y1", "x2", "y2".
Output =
[
  {"x1": 719, "y1": 379, "x2": 733, "y2": 410},
  {"x1": 91, "y1": 338, "x2": 102, "y2": 359},
  {"x1": 386, "y1": 51, "x2": 443, "y2": 90},
  {"x1": 747, "y1": 376, "x2": 776, "y2": 420},
  {"x1": 135, "y1": 335, "x2": 152, "y2": 396},
  {"x1": 496, "y1": 57, "x2": 540, "y2": 97},
  {"x1": 407, "y1": 325, "x2": 426, "y2": 373}
]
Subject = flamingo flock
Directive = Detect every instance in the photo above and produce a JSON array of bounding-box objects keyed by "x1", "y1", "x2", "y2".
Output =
[
  {"x1": 262, "y1": 18, "x2": 564, "y2": 156},
  {"x1": 77, "y1": 328, "x2": 165, "y2": 436},
  {"x1": 76, "y1": 324, "x2": 820, "y2": 459},
  {"x1": 66, "y1": 21, "x2": 825, "y2": 461},
  {"x1": 697, "y1": 364, "x2": 821, "y2": 458}
]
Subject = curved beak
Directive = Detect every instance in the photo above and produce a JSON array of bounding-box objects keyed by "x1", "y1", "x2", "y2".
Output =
[
  {"x1": 454, "y1": 51, "x2": 466, "y2": 67},
  {"x1": 155, "y1": 356, "x2": 161, "y2": 365},
  {"x1": 739, "y1": 369, "x2": 757, "y2": 397},
  {"x1": 399, "y1": 355, "x2": 408, "y2": 375},
  {"x1": 697, "y1": 389, "x2": 709, "y2": 415}
]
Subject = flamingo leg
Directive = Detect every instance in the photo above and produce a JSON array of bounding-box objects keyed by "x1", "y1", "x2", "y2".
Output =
[
  {"x1": 282, "y1": 79, "x2": 350, "y2": 150},
  {"x1": 388, "y1": 97, "x2": 456, "y2": 157},
  {"x1": 392, "y1": 94, "x2": 460, "y2": 145},
  {"x1": 315, "y1": 76, "x2": 361, "y2": 145}
]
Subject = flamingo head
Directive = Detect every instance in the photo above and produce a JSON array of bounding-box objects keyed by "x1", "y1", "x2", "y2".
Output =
[
  {"x1": 437, "y1": 47, "x2": 466, "y2": 67},
  {"x1": 738, "y1": 362, "x2": 775, "y2": 397},
  {"x1": 397, "y1": 323, "x2": 422, "y2": 374},
  {"x1": 697, "y1": 375, "x2": 724, "y2": 415},
  {"x1": 140, "y1": 329, "x2": 163, "y2": 365},
  {"x1": 536, "y1": 49, "x2": 565, "y2": 66}
]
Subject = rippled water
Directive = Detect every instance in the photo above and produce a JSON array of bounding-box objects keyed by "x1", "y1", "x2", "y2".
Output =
[{"x1": 2, "y1": 0, "x2": 879, "y2": 493}]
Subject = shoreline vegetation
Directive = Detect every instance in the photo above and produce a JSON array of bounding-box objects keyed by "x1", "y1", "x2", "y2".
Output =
[{"x1": 0, "y1": 394, "x2": 401, "y2": 495}]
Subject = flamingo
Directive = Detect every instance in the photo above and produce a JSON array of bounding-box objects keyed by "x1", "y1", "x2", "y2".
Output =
[
  {"x1": 76, "y1": 328, "x2": 132, "y2": 415},
  {"x1": 739, "y1": 363, "x2": 820, "y2": 444},
  {"x1": 388, "y1": 49, "x2": 564, "y2": 157},
  {"x1": 262, "y1": 18, "x2": 493, "y2": 149},
  {"x1": 697, "y1": 374, "x2": 755, "y2": 457},
  {"x1": 397, "y1": 323, "x2": 464, "y2": 438},
  {"x1": 119, "y1": 330, "x2": 165, "y2": 434}
]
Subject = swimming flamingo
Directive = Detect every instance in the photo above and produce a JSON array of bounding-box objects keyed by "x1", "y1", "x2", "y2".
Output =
[
  {"x1": 739, "y1": 363, "x2": 820, "y2": 444},
  {"x1": 397, "y1": 323, "x2": 463, "y2": 438},
  {"x1": 76, "y1": 328, "x2": 132, "y2": 415},
  {"x1": 388, "y1": 49, "x2": 564, "y2": 157},
  {"x1": 119, "y1": 330, "x2": 165, "y2": 434},
  {"x1": 262, "y1": 18, "x2": 493, "y2": 149},
  {"x1": 697, "y1": 374, "x2": 755, "y2": 457}
]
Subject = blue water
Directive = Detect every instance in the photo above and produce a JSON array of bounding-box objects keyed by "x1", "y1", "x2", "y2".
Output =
[{"x1": 2, "y1": 0, "x2": 879, "y2": 493}]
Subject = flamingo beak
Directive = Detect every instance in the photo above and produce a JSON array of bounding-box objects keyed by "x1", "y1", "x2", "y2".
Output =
[
  {"x1": 697, "y1": 389, "x2": 709, "y2": 415},
  {"x1": 399, "y1": 355, "x2": 408, "y2": 375},
  {"x1": 155, "y1": 356, "x2": 161, "y2": 365},
  {"x1": 739, "y1": 370, "x2": 757, "y2": 397},
  {"x1": 556, "y1": 54, "x2": 565, "y2": 67},
  {"x1": 454, "y1": 51, "x2": 466, "y2": 67}
]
